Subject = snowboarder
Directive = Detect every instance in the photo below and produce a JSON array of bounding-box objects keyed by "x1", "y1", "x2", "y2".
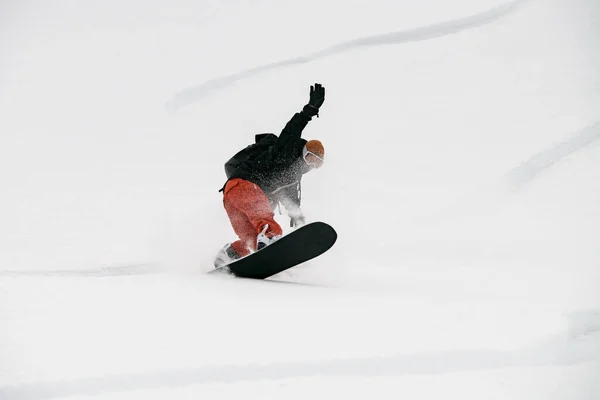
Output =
[{"x1": 214, "y1": 83, "x2": 326, "y2": 267}]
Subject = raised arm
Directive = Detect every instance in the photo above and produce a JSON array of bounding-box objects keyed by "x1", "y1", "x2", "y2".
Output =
[{"x1": 274, "y1": 84, "x2": 325, "y2": 154}]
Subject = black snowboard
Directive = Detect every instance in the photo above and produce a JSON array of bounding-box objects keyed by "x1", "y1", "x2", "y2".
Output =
[{"x1": 210, "y1": 222, "x2": 337, "y2": 279}]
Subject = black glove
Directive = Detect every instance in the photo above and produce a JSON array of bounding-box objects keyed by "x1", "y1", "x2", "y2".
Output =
[
  {"x1": 290, "y1": 215, "x2": 306, "y2": 228},
  {"x1": 302, "y1": 83, "x2": 325, "y2": 117}
]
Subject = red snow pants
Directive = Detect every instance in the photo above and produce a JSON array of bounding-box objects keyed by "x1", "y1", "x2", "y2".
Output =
[{"x1": 223, "y1": 178, "x2": 283, "y2": 257}]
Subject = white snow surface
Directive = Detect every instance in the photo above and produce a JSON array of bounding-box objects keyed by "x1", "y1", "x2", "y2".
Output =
[{"x1": 1, "y1": 0, "x2": 600, "y2": 399}]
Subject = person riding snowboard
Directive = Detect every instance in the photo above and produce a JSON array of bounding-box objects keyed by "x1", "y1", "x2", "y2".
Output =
[{"x1": 214, "y1": 83, "x2": 326, "y2": 267}]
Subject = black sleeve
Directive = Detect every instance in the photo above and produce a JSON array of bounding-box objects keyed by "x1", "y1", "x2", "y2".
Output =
[
  {"x1": 269, "y1": 181, "x2": 302, "y2": 213},
  {"x1": 274, "y1": 182, "x2": 302, "y2": 219},
  {"x1": 281, "y1": 181, "x2": 301, "y2": 210},
  {"x1": 273, "y1": 111, "x2": 312, "y2": 157}
]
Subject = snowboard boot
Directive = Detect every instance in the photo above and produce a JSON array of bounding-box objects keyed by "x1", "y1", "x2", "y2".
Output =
[
  {"x1": 213, "y1": 243, "x2": 241, "y2": 268},
  {"x1": 256, "y1": 224, "x2": 281, "y2": 251}
]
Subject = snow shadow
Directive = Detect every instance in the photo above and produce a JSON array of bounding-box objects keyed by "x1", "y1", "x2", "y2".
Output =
[
  {"x1": 3, "y1": 315, "x2": 599, "y2": 400},
  {"x1": 166, "y1": 0, "x2": 527, "y2": 111},
  {"x1": 0, "y1": 264, "x2": 161, "y2": 278},
  {"x1": 506, "y1": 121, "x2": 600, "y2": 189}
]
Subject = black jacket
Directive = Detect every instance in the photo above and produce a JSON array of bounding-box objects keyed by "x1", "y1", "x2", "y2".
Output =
[{"x1": 223, "y1": 110, "x2": 314, "y2": 211}]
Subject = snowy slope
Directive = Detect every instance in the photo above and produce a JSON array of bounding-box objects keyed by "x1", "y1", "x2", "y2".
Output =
[{"x1": 1, "y1": 0, "x2": 600, "y2": 399}]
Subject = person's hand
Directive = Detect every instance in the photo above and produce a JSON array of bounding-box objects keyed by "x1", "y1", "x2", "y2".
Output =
[{"x1": 303, "y1": 83, "x2": 325, "y2": 117}]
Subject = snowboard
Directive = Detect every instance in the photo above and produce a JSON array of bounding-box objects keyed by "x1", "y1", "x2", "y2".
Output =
[{"x1": 210, "y1": 221, "x2": 337, "y2": 279}]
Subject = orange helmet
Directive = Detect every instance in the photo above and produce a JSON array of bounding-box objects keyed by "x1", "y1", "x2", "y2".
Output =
[{"x1": 303, "y1": 140, "x2": 324, "y2": 169}]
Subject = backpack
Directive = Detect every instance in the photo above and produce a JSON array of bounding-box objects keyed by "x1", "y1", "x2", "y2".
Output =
[{"x1": 224, "y1": 133, "x2": 278, "y2": 179}]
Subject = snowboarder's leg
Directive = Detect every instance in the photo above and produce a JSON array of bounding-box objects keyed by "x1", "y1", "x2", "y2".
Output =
[
  {"x1": 224, "y1": 198, "x2": 256, "y2": 257},
  {"x1": 223, "y1": 179, "x2": 283, "y2": 253}
]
